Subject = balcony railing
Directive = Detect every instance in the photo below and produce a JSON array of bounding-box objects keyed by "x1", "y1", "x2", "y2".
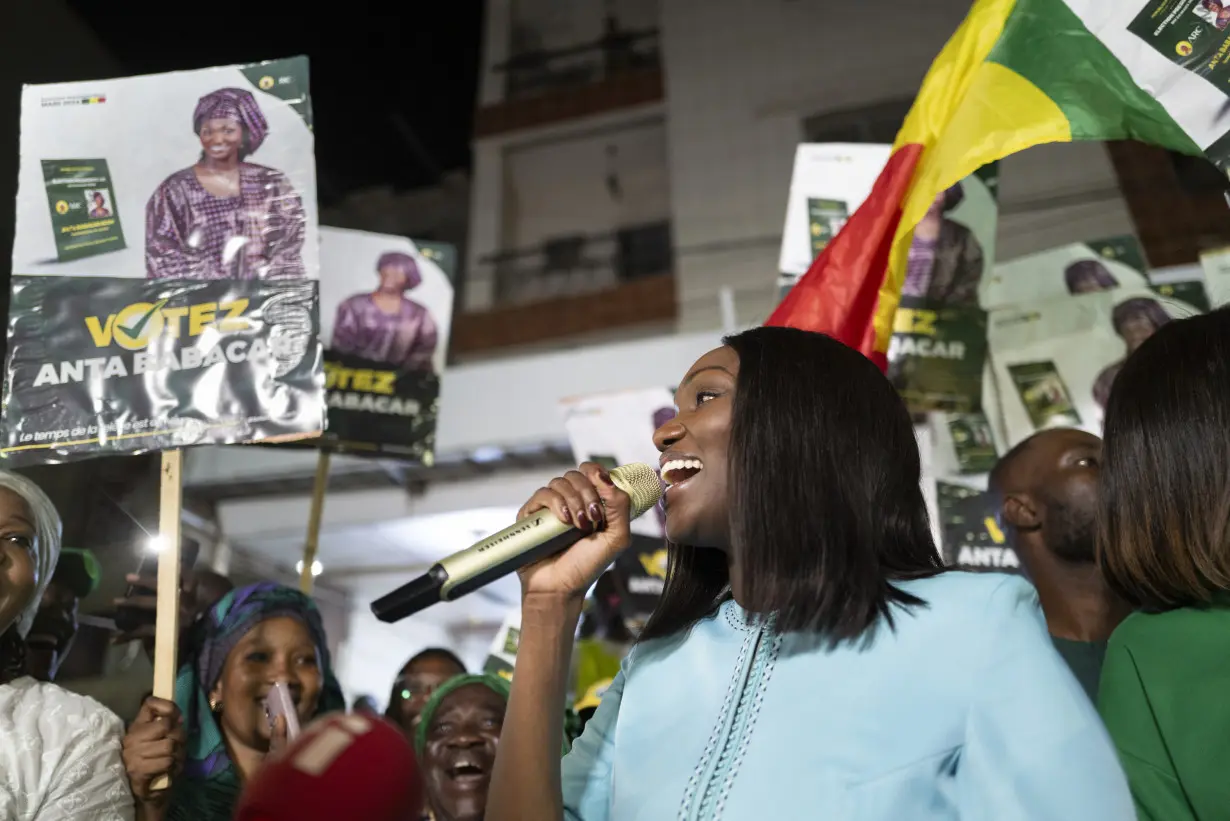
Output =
[
  {"x1": 480, "y1": 221, "x2": 673, "y2": 307},
  {"x1": 494, "y1": 26, "x2": 661, "y2": 102}
]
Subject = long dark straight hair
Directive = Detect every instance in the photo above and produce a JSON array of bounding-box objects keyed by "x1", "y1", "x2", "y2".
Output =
[
  {"x1": 640, "y1": 327, "x2": 945, "y2": 644},
  {"x1": 1098, "y1": 308, "x2": 1230, "y2": 609}
]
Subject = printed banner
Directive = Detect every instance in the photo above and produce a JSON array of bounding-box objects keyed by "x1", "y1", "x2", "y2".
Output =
[
  {"x1": 1, "y1": 278, "x2": 320, "y2": 464},
  {"x1": 988, "y1": 285, "x2": 1202, "y2": 447},
  {"x1": 936, "y1": 480, "x2": 1021, "y2": 574},
  {"x1": 561, "y1": 387, "x2": 672, "y2": 629},
  {"x1": 777, "y1": 143, "x2": 892, "y2": 296},
  {"x1": 886, "y1": 164, "x2": 999, "y2": 413},
  {"x1": 1129, "y1": 1, "x2": 1230, "y2": 155},
  {"x1": 313, "y1": 227, "x2": 455, "y2": 461},
  {"x1": 5, "y1": 58, "x2": 322, "y2": 463}
]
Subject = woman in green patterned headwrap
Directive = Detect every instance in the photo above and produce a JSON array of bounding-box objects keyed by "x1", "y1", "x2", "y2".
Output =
[{"x1": 121, "y1": 582, "x2": 344, "y2": 821}]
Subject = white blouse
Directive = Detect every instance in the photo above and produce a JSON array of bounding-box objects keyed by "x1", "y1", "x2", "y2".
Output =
[{"x1": 0, "y1": 677, "x2": 133, "y2": 820}]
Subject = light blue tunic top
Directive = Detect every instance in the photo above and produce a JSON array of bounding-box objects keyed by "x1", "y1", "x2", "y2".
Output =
[{"x1": 560, "y1": 573, "x2": 1133, "y2": 820}]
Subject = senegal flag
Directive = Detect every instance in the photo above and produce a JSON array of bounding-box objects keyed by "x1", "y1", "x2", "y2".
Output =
[{"x1": 768, "y1": 0, "x2": 1230, "y2": 369}]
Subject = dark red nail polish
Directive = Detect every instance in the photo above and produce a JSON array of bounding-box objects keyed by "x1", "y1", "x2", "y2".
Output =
[
  {"x1": 588, "y1": 502, "x2": 604, "y2": 524},
  {"x1": 560, "y1": 504, "x2": 571, "y2": 523}
]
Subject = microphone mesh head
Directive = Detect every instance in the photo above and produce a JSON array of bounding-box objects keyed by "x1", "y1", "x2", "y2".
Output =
[{"x1": 609, "y1": 463, "x2": 664, "y2": 519}]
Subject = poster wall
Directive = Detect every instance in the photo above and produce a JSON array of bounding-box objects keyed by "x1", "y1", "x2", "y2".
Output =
[
  {"x1": 775, "y1": 146, "x2": 1001, "y2": 416},
  {"x1": 988, "y1": 285, "x2": 1203, "y2": 447},
  {"x1": 2, "y1": 58, "x2": 323, "y2": 465},
  {"x1": 777, "y1": 144, "x2": 892, "y2": 296},
  {"x1": 315, "y1": 227, "x2": 455, "y2": 461},
  {"x1": 886, "y1": 164, "x2": 999, "y2": 414},
  {"x1": 560, "y1": 387, "x2": 672, "y2": 628},
  {"x1": 982, "y1": 235, "x2": 1150, "y2": 311},
  {"x1": 927, "y1": 236, "x2": 1213, "y2": 576}
]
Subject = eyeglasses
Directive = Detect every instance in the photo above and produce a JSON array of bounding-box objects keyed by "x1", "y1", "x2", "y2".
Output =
[{"x1": 395, "y1": 678, "x2": 442, "y2": 701}]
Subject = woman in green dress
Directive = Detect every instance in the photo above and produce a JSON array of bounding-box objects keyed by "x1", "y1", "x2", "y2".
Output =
[{"x1": 1097, "y1": 308, "x2": 1230, "y2": 821}]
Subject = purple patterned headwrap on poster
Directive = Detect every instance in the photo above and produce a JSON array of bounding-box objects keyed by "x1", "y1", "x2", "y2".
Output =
[
  {"x1": 377, "y1": 251, "x2": 422, "y2": 290},
  {"x1": 192, "y1": 88, "x2": 269, "y2": 153}
]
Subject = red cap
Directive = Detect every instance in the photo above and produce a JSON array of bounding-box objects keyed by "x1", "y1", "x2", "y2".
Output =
[{"x1": 234, "y1": 712, "x2": 423, "y2": 821}]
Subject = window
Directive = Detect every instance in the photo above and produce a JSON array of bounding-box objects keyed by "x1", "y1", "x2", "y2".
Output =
[
  {"x1": 543, "y1": 235, "x2": 587, "y2": 272},
  {"x1": 802, "y1": 98, "x2": 914, "y2": 144},
  {"x1": 616, "y1": 221, "x2": 672, "y2": 280}
]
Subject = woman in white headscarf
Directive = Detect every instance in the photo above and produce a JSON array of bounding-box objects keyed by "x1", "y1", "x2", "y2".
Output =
[{"x1": 0, "y1": 470, "x2": 133, "y2": 820}]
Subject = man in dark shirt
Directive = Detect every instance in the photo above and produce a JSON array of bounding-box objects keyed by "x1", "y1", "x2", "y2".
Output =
[{"x1": 988, "y1": 428, "x2": 1131, "y2": 701}]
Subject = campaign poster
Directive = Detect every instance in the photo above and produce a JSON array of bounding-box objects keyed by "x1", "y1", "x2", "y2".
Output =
[
  {"x1": 1128, "y1": 0, "x2": 1230, "y2": 167},
  {"x1": 988, "y1": 286, "x2": 1202, "y2": 446},
  {"x1": 982, "y1": 235, "x2": 1150, "y2": 311},
  {"x1": 314, "y1": 227, "x2": 455, "y2": 462},
  {"x1": 936, "y1": 480, "x2": 1021, "y2": 574},
  {"x1": 1130, "y1": 0, "x2": 1230, "y2": 85},
  {"x1": 1151, "y1": 279, "x2": 1212, "y2": 312},
  {"x1": 40, "y1": 160, "x2": 126, "y2": 261},
  {"x1": 887, "y1": 164, "x2": 999, "y2": 413},
  {"x1": 935, "y1": 412, "x2": 1000, "y2": 475},
  {"x1": 13, "y1": 58, "x2": 318, "y2": 278},
  {"x1": 777, "y1": 143, "x2": 892, "y2": 296},
  {"x1": 2, "y1": 59, "x2": 323, "y2": 465},
  {"x1": 560, "y1": 387, "x2": 672, "y2": 630}
]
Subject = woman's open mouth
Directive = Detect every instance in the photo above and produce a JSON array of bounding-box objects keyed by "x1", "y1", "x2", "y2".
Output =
[{"x1": 661, "y1": 458, "x2": 703, "y2": 492}]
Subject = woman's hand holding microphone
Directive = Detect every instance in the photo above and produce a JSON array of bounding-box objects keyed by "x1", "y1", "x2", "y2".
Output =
[
  {"x1": 514, "y1": 462, "x2": 635, "y2": 609},
  {"x1": 489, "y1": 462, "x2": 655, "y2": 821}
]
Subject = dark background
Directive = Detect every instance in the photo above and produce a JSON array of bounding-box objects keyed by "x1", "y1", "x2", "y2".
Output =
[
  {"x1": 0, "y1": 0, "x2": 485, "y2": 357},
  {"x1": 62, "y1": 1, "x2": 485, "y2": 204}
]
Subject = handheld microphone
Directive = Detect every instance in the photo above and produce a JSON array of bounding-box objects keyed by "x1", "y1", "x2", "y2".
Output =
[
  {"x1": 234, "y1": 712, "x2": 423, "y2": 821},
  {"x1": 371, "y1": 463, "x2": 663, "y2": 623}
]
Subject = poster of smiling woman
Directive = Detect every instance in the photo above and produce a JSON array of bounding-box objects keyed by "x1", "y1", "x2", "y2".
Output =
[
  {"x1": 2, "y1": 58, "x2": 323, "y2": 465},
  {"x1": 312, "y1": 226, "x2": 455, "y2": 461}
]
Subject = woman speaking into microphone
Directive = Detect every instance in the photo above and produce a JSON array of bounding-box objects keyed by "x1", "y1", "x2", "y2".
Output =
[{"x1": 487, "y1": 327, "x2": 1132, "y2": 821}]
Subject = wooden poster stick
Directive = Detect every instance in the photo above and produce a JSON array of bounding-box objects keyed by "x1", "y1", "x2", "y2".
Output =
[
  {"x1": 151, "y1": 448, "x2": 184, "y2": 793},
  {"x1": 299, "y1": 451, "x2": 331, "y2": 594}
]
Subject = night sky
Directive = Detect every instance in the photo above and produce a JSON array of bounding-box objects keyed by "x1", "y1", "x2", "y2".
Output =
[{"x1": 64, "y1": 1, "x2": 486, "y2": 206}]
